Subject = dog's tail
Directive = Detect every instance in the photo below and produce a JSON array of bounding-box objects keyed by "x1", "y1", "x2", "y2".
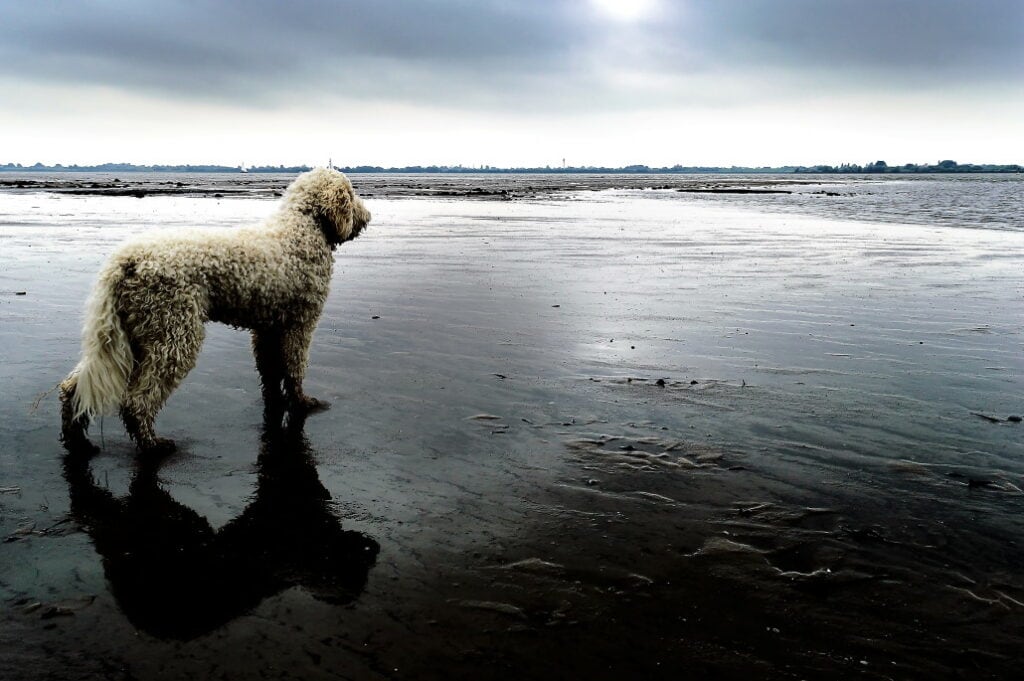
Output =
[{"x1": 63, "y1": 262, "x2": 134, "y2": 420}]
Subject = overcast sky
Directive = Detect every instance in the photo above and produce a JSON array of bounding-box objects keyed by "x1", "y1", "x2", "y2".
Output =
[{"x1": 1, "y1": 0, "x2": 1021, "y2": 167}]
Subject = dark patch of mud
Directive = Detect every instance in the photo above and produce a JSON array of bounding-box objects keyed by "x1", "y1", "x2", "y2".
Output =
[{"x1": 0, "y1": 172, "x2": 839, "y2": 202}]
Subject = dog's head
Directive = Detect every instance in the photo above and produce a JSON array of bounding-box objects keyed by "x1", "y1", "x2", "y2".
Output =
[{"x1": 283, "y1": 167, "x2": 370, "y2": 248}]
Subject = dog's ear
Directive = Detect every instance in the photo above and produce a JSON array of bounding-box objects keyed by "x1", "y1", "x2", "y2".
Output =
[{"x1": 313, "y1": 172, "x2": 354, "y2": 246}]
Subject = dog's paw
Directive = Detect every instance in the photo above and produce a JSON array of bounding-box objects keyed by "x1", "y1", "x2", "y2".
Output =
[
  {"x1": 141, "y1": 437, "x2": 177, "y2": 456},
  {"x1": 291, "y1": 395, "x2": 331, "y2": 414},
  {"x1": 61, "y1": 433, "x2": 100, "y2": 456}
]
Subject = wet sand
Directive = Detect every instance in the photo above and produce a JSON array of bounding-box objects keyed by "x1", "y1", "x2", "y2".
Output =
[
  {"x1": 1, "y1": 187, "x2": 1022, "y2": 679},
  {"x1": 0, "y1": 171, "x2": 837, "y2": 199}
]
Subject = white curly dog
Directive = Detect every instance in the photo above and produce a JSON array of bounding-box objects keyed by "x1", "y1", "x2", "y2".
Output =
[{"x1": 60, "y1": 168, "x2": 371, "y2": 454}]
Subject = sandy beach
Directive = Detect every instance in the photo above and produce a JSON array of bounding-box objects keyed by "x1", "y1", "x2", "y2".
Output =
[{"x1": 1, "y1": 177, "x2": 1022, "y2": 679}]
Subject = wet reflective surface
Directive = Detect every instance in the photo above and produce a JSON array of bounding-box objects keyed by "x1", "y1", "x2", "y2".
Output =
[
  {"x1": 61, "y1": 411, "x2": 378, "y2": 640},
  {"x1": 1, "y1": 180, "x2": 1022, "y2": 679}
]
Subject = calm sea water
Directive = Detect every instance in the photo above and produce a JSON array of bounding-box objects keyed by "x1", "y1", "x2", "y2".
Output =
[{"x1": 2, "y1": 171, "x2": 1022, "y2": 232}]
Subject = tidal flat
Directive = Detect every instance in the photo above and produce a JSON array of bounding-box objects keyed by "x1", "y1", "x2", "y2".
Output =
[{"x1": 1, "y1": 175, "x2": 1022, "y2": 679}]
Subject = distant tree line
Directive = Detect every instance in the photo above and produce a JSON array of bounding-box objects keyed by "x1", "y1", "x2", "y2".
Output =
[
  {"x1": 2, "y1": 160, "x2": 1020, "y2": 174},
  {"x1": 792, "y1": 160, "x2": 1022, "y2": 174}
]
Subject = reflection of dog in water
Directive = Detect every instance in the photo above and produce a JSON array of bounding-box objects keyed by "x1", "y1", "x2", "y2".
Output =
[
  {"x1": 62, "y1": 412, "x2": 379, "y2": 639},
  {"x1": 59, "y1": 168, "x2": 371, "y2": 454}
]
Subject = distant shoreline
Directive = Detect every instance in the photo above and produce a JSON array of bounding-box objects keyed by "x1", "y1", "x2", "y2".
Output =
[{"x1": 1, "y1": 161, "x2": 1021, "y2": 175}]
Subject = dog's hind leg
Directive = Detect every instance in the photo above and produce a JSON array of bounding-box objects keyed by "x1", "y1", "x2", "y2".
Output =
[
  {"x1": 121, "y1": 307, "x2": 205, "y2": 454},
  {"x1": 280, "y1": 321, "x2": 329, "y2": 413},
  {"x1": 252, "y1": 329, "x2": 286, "y2": 417},
  {"x1": 59, "y1": 376, "x2": 98, "y2": 454}
]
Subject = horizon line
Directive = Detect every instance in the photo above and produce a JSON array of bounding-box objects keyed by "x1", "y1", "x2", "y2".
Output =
[{"x1": 2, "y1": 159, "x2": 1022, "y2": 174}]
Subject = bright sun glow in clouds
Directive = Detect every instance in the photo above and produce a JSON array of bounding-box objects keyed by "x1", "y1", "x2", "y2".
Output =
[
  {"x1": 589, "y1": 0, "x2": 660, "y2": 23},
  {"x1": 1, "y1": 1, "x2": 1021, "y2": 166}
]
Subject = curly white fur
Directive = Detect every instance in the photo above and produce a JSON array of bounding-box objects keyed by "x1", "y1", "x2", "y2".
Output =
[
  {"x1": 68, "y1": 260, "x2": 135, "y2": 418},
  {"x1": 60, "y1": 168, "x2": 370, "y2": 453}
]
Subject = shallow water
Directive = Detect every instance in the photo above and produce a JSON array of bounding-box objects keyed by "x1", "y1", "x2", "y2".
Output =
[
  {"x1": 0, "y1": 185, "x2": 1022, "y2": 679},
  {"x1": 3, "y1": 170, "x2": 1022, "y2": 232}
]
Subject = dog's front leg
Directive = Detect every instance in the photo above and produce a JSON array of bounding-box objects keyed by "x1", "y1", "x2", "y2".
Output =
[
  {"x1": 281, "y1": 322, "x2": 329, "y2": 413},
  {"x1": 252, "y1": 330, "x2": 286, "y2": 406}
]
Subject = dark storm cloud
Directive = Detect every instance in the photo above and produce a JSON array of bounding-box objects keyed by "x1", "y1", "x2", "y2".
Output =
[
  {"x1": 680, "y1": 0, "x2": 1024, "y2": 78},
  {"x1": 0, "y1": 0, "x2": 582, "y2": 102},
  {"x1": 0, "y1": 0, "x2": 1020, "y2": 107}
]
